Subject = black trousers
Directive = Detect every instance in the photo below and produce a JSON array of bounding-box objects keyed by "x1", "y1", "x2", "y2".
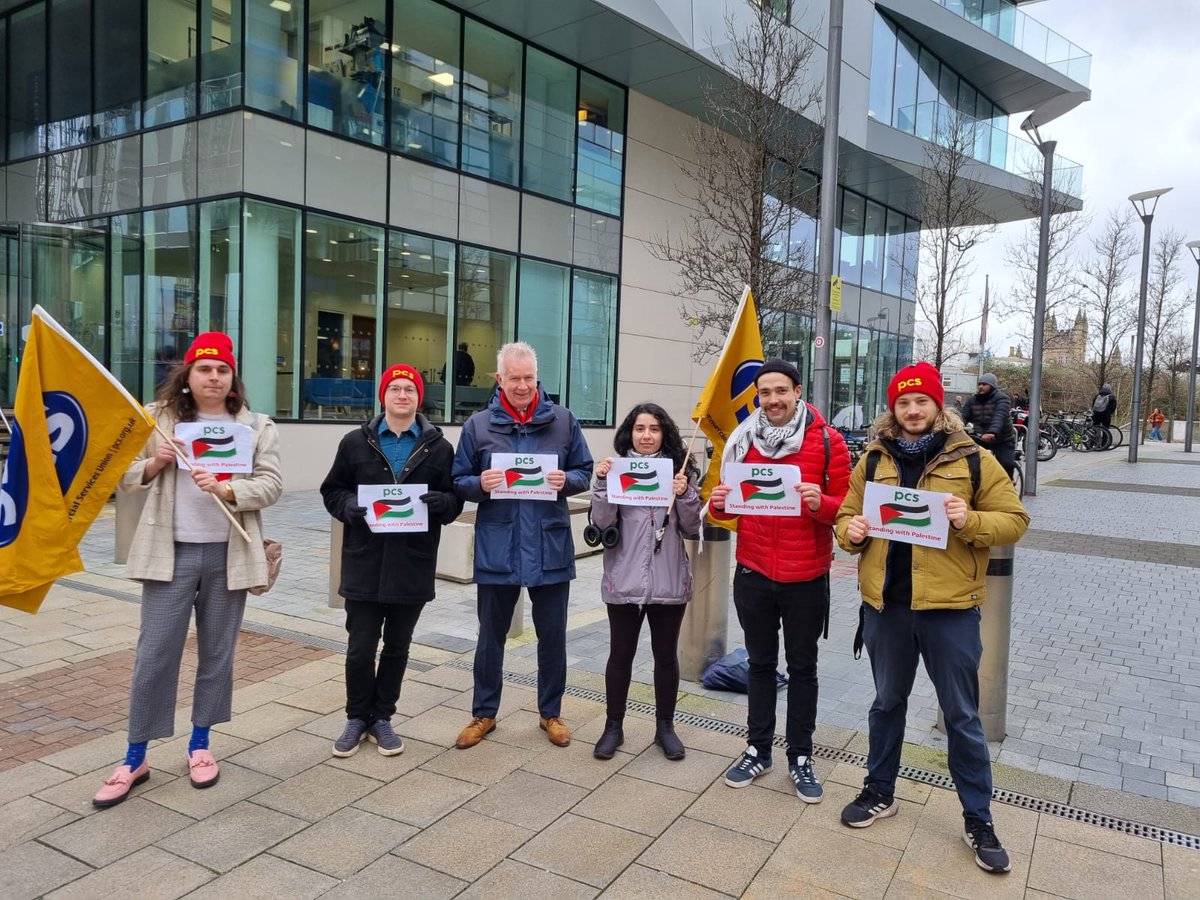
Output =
[
  {"x1": 605, "y1": 603, "x2": 687, "y2": 721},
  {"x1": 344, "y1": 599, "x2": 424, "y2": 723},
  {"x1": 733, "y1": 566, "x2": 827, "y2": 760},
  {"x1": 986, "y1": 439, "x2": 1017, "y2": 478}
]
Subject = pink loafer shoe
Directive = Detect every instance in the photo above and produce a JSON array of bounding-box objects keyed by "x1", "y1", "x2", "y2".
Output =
[
  {"x1": 187, "y1": 749, "x2": 220, "y2": 789},
  {"x1": 93, "y1": 760, "x2": 150, "y2": 808}
]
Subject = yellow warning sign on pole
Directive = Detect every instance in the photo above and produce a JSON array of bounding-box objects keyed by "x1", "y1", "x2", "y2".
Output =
[{"x1": 830, "y1": 275, "x2": 843, "y2": 312}]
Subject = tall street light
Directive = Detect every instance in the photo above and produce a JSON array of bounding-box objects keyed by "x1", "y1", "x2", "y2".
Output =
[
  {"x1": 1185, "y1": 240, "x2": 1200, "y2": 453},
  {"x1": 1128, "y1": 188, "x2": 1172, "y2": 463},
  {"x1": 1018, "y1": 92, "x2": 1085, "y2": 495}
]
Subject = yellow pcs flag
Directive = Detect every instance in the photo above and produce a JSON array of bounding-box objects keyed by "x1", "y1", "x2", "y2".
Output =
[
  {"x1": 691, "y1": 287, "x2": 765, "y2": 521},
  {"x1": 0, "y1": 306, "x2": 154, "y2": 613}
]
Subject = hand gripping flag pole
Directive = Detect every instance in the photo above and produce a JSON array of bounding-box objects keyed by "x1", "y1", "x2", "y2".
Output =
[{"x1": 152, "y1": 421, "x2": 252, "y2": 543}]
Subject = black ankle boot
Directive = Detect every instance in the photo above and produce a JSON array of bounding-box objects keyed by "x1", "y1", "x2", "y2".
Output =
[
  {"x1": 594, "y1": 719, "x2": 624, "y2": 760},
  {"x1": 655, "y1": 719, "x2": 685, "y2": 760}
]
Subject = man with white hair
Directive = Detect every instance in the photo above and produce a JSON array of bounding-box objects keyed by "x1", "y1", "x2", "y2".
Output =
[{"x1": 452, "y1": 342, "x2": 593, "y2": 749}]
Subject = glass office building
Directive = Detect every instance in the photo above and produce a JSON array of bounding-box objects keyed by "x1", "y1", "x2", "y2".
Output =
[{"x1": 0, "y1": 0, "x2": 1088, "y2": 481}]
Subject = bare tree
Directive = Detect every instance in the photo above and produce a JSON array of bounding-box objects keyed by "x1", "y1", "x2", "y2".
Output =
[
  {"x1": 651, "y1": 6, "x2": 824, "y2": 361},
  {"x1": 1078, "y1": 208, "x2": 1138, "y2": 390},
  {"x1": 1141, "y1": 228, "x2": 1189, "y2": 432},
  {"x1": 912, "y1": 110, "x2": 997, "y2": 369},
  {"x1": 1161, "y1": 330, "x2": 1190, "y2": 441}
]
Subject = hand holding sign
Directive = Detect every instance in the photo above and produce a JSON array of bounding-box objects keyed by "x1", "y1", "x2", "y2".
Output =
[
  {"x1": 357, "y1": 484, "x2": 429, "y2": 532},
  {"x1": 174, "y1": 422, "x2": 254, "y2": 474},
  {"x1": 721, "y1": 463, "x2": 803, "y2": 516},
  {"x1": 863, "y1": 482, "x2": 951, "y2": 549},
  {"x1": 606, "y1": 457, "x2": 674, "y2": 508}
]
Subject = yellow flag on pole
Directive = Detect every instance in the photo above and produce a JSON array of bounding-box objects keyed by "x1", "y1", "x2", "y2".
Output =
[
  {"x1": 0, "y1": 306, "x2": 154, "y2": 613},
  {"x1": 691, "y1": 287, "x2": 765, "y2": 519}
]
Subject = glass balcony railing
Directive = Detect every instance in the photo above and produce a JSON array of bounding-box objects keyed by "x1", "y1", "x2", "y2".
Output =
[
  {"x1": 932, "y1": 0, "x2": 1092, "y2": 87},
  {"x1": 897, "y1": 101, "x2": 1083, "y2": 199}
]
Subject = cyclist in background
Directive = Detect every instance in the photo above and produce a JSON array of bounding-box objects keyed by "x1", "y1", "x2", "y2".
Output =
[
  {"x1": 1091, "y1": 384, "x2": 1117, "y2": 430},
  {"x1": 960, "y1": 373, "x2": 1016, "y2": 478}
]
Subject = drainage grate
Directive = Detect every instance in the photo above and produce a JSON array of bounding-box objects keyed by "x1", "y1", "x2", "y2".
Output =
[{"x1": 442, "y1": 659, "x2": 1200, "y2": 851}]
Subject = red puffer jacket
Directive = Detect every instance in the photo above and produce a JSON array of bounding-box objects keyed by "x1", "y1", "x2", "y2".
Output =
[{"x1": 713, "y1": 404, "x2": 851, "y2": 583}]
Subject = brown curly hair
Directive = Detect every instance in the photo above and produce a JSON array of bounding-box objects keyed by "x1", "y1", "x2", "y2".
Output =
[{"x1": 155, "y1": 362, "x2": 248, "y2": 422}]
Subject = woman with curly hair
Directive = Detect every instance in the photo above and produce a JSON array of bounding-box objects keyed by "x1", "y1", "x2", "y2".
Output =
[{"x1": 590, "y1": 403, "x2": 702, "y2": 761}]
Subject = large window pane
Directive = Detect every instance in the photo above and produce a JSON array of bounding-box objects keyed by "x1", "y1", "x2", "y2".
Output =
[
  {"x1": 576, "y1": 72, "x2": 624, "y2": 215},
  {"x1": 523, "y1": 48, "x2": 576, "y2": 201},
  {"x1": 386, "y1": 230, "x2": 454, "y2": 421},
  {"x1": 8, "y1": 4, "x2": 47, "y2": 159},
  {"x1": 143, "y1": 206, "x2": 199, "y2": 397},
  {"x1": 455, "y1": 247, "x2": 514, "y2": 421},
  {"x1": 839, "y1": 191, "x2": 864, "y2": 285},
  {"x1": 201, "y1": 0, "x2": 244, "y2": 112},
  {"x1": 915, "y1": 47, "x2": 938, "y2": 140},
  {"x1": 0, "y1": 19, "x2": 6, "y2": 164},
  {"x1": 868, "y1": 13, "x2": 895, "y2": 122},
  {"x1": 307, "y1": 0, "x2": 387, "y2": 146},
  {"x1": 110, "y1": 214, "x2": 143, "y2": 397},
  {"x1": 882, "y1": 208, "x2": 904, "y2": 296},
  {"x1": 303, "y1": 213, "x2": 384, "y2": 419},
  {"x1": 47, "y1": 0, "x2": 92, "y2": 151},
  {"x1": 461, "y1": 19, "x2": 522, "y2": 185},
  {"x1": 861, "y1": 201, "x2": 885, "y2": 292},
  {"x1": 147, "y1": 0, "x2": 198, "y2": 126},
  {"x1": 199, "y1": 199, "x2": 241, "y2": 345},
  {"x1": 892, "y1": 31, "x2": 918, "y2": 133},
  {"x1": 902, "y1": 216, "x2": 920, "y2": 301},
  {"x1": 95, "y1": 0, "x2": 143, "y2": 138},
  {"x1": 243, "y1": 201, "x2": 301, "y2": 418},
  {"x1": 390, "y1": 0, "x2": 459, "y2": 167},
  {"x1": 20, "y1": 225, "x2": 107, "y2": 362},
  {"x1": 518, "y1": 259, "x2": 569, "y2": 403},
  {"x1": 246, "y1": 0, "x2": 304, "y2": 119},
  {"x1": 569, "y1": 270, "x2": 616, "y2": 425}
]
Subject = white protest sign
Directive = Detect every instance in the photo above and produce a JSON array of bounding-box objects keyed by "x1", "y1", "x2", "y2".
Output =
[
  {"x1": 721, "y1": 462, "x2": 803, "y2": 516},
  {"x1": 489, "y1": 453, "x2": 559, "y2": 501},
  {"x1": 605, "y1": 457, "x2": 674, "y2": 508},
  {"x1": 358, "y1": 483, "x2": 429, "y2": 533},
  {"x1": 863, "y1": 481, "x2": 951, "y2": 549},
  {"x1": 175, "y1": 422, "x2": 254, "y2": 473}
]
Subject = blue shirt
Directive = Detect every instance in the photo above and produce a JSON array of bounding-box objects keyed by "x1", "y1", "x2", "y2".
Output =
[{"x1": 377, "y1": 418, "x2": 421, "y2": 477}]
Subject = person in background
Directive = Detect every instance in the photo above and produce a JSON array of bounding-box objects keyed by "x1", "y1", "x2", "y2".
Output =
[
  {"x1": 590, "y1": 403, "x2": 702, "y2": 761},
  {"x1": 1148, "y1": 408, "x2": 1165, "y2": 441},
  {"x1": 960, "y1": 373, "x2": 1016, "y2": 478},
  {"x1": 320, "y1": 364, "x2": 462, "y2": 758},
  {"x1": 95, "y1": 333, "x2": 282, "y2": 808},
  {"x1": 1091, "y1": 384, "x2": 1117, "y2": 430}
]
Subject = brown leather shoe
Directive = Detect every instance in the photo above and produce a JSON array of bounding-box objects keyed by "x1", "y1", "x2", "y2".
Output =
[
  {"x1": 455, "y1": 716, "x2": 496, "y2": 749},
  {"x1": 540, "y1": 716, "x2": 571, "y2": 747}
]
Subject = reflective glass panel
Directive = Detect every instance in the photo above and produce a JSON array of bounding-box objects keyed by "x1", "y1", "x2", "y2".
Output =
[
  {"x1": 892, "y1": 31, "x2": 918, "y2": 134},
  {"x1": 462, "y1": 19, "x2": 522, "y2": 185},
  {"x1": 199, "y1": 199, "x2": 241, "y2": 343},
  {"x1": 518, "y1": 259, "x2": 569, "y2": 404},
  {"x1": 915, "y1": 47, "x2": 938, "y2": 139},
  {"x1": 110, "y1": 214, "x2": 143, "y2": 397},
  {"x1": 307, "y1": 0, "x2": 388, "y2": 146},
  {"x1": 569, "y1": 270, "x2": 616, "y2": 425},
  {"x1": 146, "y1": 0, "x2": 198, "y2": 126},
  {"x1": 454, "y1": 246, "x2": 515, "y2": 421},
  {"x1": 243, "y1": 201, "x2": 301, "y2": 418},
  {"x1": 839, "y1": 191, "x2": 864, "y2": 285},
  {"x1": 523, "y1": 47, "x2": 576, "y2": 202},
  {"x1": 95, "y1": 0, "x2": 143, "y2": 138},
  {"x1": 868, "y1": 13, "x2": 895, "y2": 122},
  {"x1": 576, "y1": 72, "x2": 624, "y2": 214},
  {"x1": 390, "y1": 0, "x2": 460, "y2": 167},
  {"x1": 47, "y1": 0, "x2": 91, "y2": 151},
  {"x1": 8, "y1": 4, "x2": 47, "y2": 158},
  {"x1": 882, "y1": 208, "x2": 904, "y2": 297},
  {"x1": 861, "y1": 201, "x2": 885, "y2": 292},
  {"x1": 902, "y1": 216, "x2": 919, "y2": 301},
  {"x1": 143, "y1": 205, "x2": 199, "y2": 398},
  {"x1": 246, "y1": 0, "x2": 304, "y2": 120},
  {"x1": 201, "y1": 0, "x2": 243, "y2": 112}
]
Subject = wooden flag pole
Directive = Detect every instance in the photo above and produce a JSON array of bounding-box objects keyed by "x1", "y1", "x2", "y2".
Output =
[
  {"x1": 664, "y1": 416, "x2": 707, "y2": 517},
  {"x1": 152, "y1": 421, "x2": 252, "y2": 543}
]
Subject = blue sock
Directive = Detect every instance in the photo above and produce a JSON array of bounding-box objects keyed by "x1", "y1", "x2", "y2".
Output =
[
  {"x1": 189, "y1": 725, "x2": 210, "y2": 754},
  {"x1": 124, "y1": 741, "x2": 148, "y2": 769}
]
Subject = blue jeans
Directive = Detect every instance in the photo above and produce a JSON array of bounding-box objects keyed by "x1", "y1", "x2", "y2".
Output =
[
  {"x1": 862, "y1": 602, "x2": 993, "y2": 822},
  {"x1": 472, "y1": 582, "x2": 569, "y2": 718},
  {"x1": 1149, "y1": 426, "x2": 1163, "y2": 441}
]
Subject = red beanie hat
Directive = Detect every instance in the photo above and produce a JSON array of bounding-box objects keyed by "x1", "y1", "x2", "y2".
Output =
[
  {"x1": 184, "y1": 332, "x2": 236, "y2": 371},
  {"x1": 378, "y1": 363, "x2": 425, "y2": 406},
  {"x1": 887, "y1": 362, "x2": 944, "y2": 409}
]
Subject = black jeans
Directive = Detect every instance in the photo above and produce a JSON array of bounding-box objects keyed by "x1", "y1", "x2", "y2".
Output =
[
  {"x1": 605, "y1": 603, "x2": 687, "y2": 721},
  {"x1": 344, "y1": 599, "x2": 424, "y2": 723},
  {"x1": 733, "y1": 566, "x2": 827, "y2": 760},
  {"x1": 984, "y1": 438, "x2": 1016, "y2": 478}
]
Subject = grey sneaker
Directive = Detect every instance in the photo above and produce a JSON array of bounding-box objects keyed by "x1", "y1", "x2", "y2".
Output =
[
  {"x1": 788, "y1": 756, "x2": 823, "y2": 804},
  {"x1": 724, "y1": 746, "x2": 772, "y2": 788},
  {"x1": 333, "y1": 718, "x2": 368, "y2": 758},
  {"x1": 367, "y1": 719, "x2": 405, "y2": 756}
]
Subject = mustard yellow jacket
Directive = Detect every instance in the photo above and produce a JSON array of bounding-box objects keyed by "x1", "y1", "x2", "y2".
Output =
[{"x1": 835, "y1": 431, "x2": 1029, "y2": 610}]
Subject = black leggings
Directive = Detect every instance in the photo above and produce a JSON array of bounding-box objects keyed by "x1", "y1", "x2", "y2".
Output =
[{"x1": 605, "y1": 603, "x2": 687, "y2": 721}]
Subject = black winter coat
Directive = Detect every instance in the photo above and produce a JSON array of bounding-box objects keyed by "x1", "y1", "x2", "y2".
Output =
[
  {"x1": 320, "y1": 414, "x2": 463, "y2": 604},
  {"x1": 961, "y1": 388, "x2": 1015, "y2": 444}
]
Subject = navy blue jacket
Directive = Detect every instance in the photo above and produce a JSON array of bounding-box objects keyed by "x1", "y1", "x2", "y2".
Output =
[{"x1": 452, "y1": 386, "x2": 593, "y2": 585}]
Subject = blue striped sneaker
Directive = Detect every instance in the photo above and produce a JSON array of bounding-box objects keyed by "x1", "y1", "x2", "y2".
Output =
[
  {"x1": 724, "y1": 746, "x2": 772, "y2": 787},
  {"x1": 789, "y1": 756, "x2": 823, "y2": 803}
]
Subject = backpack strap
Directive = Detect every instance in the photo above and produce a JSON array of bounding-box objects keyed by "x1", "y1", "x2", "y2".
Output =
[
  {"x1": 853, "y1": 448, "x2": 883, "y2": 661},
  {"x1": 821, "y1": 425, "x2": 831, "y2": 492},
  {"x1": 966, "y1": 449, "x2": 980, "y2": 501},
  {"x1": 864, "y1": 448, "x2": 881, "y2": 485}
]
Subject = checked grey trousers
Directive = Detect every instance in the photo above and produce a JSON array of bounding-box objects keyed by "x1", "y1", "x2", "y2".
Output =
[{"x1": 128, "y1": 542, "x2": 248, "y2": 743}]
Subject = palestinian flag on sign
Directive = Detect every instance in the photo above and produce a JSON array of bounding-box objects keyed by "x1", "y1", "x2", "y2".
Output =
[
  {"x1": 619, "y1": 470, "x2": 660, "y2": 493},
  {"x1": 740, "y1": 476, "x2": 785, "y2": 503},
  {"x1": 880, "y1": 502, "x2": 932, "y2": 527},
  {"x1": 504, "y1": 465, "x2": 544, "y2": 488},
  {"x1": 191, "y1": 434, "x2": 237, "y2": 459},
  {"x1": 373, "y1": 496, "x2": 415, "y2": 519}
]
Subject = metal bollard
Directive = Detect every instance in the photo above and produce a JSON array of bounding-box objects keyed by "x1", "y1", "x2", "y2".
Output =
[
  {"x1": 113, "y1": 488, "x2": 146, "y2": 565},
  {"x1": 678, "y1": 525, "x2": 732, "y2": 682},
  {"x1": 936, "y1": 543, "x2": 1013, "y2": 742},
  {"x1": 328, "y1": 518, "x2": 345, "y2": 610}
]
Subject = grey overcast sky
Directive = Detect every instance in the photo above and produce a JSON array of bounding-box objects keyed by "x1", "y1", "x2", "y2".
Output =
[{"x1": 960, "y1": 0, "x2": 1200, "y2": 362}]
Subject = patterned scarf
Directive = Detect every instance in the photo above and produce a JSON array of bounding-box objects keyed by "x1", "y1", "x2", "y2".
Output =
[
  {"x1": 895, "y1": 432, "x2": 939, "y2": 455},
  {"x1": 723, "y1": 403, "x2": 808, "y2": 465}
]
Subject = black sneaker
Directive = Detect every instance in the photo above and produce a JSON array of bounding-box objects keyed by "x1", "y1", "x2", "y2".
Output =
[
  {"x1": 332, "y1": 718, "x2": 368, "y2": 758},
  {"x1": 963, "y1": 818, "x2": 1011, "y2": 873},
  {"x1": 367, "y1": 719, "x2": 405, "y2": 756},
  {"x1": 724, "y1": 746, "x2": 772, "y2": 788},
  {"x1": 840, "y1": 787, "x2": 897, "y2": 828},
  {"x1": 788, "y1": 756, "x2": 823, "y2": 804}
]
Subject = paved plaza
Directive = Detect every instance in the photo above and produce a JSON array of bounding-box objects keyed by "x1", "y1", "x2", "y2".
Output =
[{"x1": 0, "y1": 438, "x2": 1197, "y2": 897}]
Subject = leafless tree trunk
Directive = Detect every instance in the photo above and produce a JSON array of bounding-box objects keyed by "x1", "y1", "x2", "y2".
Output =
[
  {"x1": 1079, "y1": 208, "x2": 1137, "y2": 391},
  {"x1": 1142, "y1": 229, "x2": 1188, "y2": 434},
  {"x1": 650, "y1": 7, "x2": 824, "y2": 361},
  {"x1": 913, "y1": 110, "x2": 996, "y2": 369},
  {"x1": 1162, "y1": 331, "x2": 1189, "y2": 442}
]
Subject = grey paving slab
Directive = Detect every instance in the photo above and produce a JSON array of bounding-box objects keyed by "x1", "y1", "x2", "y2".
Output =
[
  {"x1": 0, "y1": 841, "x2": 92, "y2": 900},
  {"x1": 320, "y1": 854, "x2": 468, "y2": 900},
  {"x1": 0, "y1": 796, "x2": 79, "y2": 852},
  {"x1": 512, "y1": 812, "x2": 651, "y2": 888},
  {"x1": 395, "y1": 808, "x2": 534, "y2": 881},
  {"x1": 39, "y1": 796, "x2": 193, "y2": 868},
  {"x1": 457, "y1": 859, "x2": 599, "y2": 900},
  {"x1": 186, "y1": 854, "x2": 337, "y2": 900},
  {"x1": 156, "y1": 800, "x2": 307, "y2": 873},
  {"x1": 270, "y1": 807, "x2": 417, "y2": 878},
  {"x1": 43, "y1": 846, "x2": 214, "y2": 900},
  {"x1": 638, "y1": 816, "x2": 775, "y2": 897}
]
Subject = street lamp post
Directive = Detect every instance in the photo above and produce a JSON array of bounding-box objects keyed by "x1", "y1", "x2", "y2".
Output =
[
  {"x1": 1185, "y1": 241, "x2": 1200, "y2": 453},
  {"x1": 1127, "y1": 188, "x2": 1173, "y2": 463}
]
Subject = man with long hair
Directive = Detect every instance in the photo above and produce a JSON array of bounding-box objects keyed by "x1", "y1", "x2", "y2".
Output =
[{"x1": 836, "y1": 362, "x2": 1028, "y2": 873}]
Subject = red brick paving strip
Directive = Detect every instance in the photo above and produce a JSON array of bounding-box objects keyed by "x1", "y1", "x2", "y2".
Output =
[{"x1": 0, "y1": 631, "x2": 332, "y2": 771}]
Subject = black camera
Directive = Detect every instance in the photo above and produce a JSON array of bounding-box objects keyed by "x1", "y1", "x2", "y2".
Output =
[{"x1": 583, "y1": 510, "x2": 620, "y2": 548}]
